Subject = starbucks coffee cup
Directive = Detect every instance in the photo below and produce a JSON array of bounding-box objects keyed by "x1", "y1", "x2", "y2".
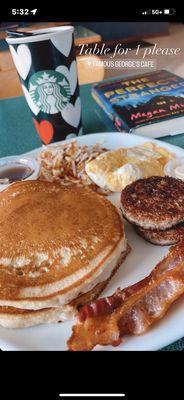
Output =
[{"x1": 6, "y1": 26, "x2": 82, "y2": 144}]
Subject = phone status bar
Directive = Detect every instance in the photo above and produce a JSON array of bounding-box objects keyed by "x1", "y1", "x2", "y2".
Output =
[
  {"x1": 141, "y1": 9, "x2": 176, "y2": 16},
  {"x1": 0, "y1": 6, "x2": 182, "y2": 22}
]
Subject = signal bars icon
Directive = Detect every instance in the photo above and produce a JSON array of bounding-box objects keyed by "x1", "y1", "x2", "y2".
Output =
[{"x1": 142, "y1": 9, "x2": 151, "y2": 15}]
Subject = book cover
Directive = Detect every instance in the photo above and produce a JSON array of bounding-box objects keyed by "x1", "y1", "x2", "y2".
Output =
[{"x1": 92, "y1": 70, "x2": 184, "y2": 132}]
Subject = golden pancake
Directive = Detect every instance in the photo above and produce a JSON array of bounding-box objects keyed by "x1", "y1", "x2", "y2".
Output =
[
  {"x1": 0, "y1": 180, "x2": 127, "y2": 311},
  {"x1": 0, "y1": 244, "x2": 130, "y2": 328}
]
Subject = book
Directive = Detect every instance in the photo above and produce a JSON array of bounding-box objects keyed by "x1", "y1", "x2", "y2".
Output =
[{"x1": 92, "y1": 70, "x2": 184, "y2": 138}]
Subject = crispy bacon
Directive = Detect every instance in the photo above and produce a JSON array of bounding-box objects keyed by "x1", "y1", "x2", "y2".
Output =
[
  {"x1": 77, "y1": 278, "x2": 151, "y2": 323},
  {"x1": 67, "y1": 240, "x2": 184, "y2": 351}
]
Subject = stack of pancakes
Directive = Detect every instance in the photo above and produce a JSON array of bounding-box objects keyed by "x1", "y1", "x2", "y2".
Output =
[
  {"x1": 0, "y1": 180, "x2": 129, "y2": 328},
  {"x1": 121, "y1": 176, "x2": 184, "y2": 246}
]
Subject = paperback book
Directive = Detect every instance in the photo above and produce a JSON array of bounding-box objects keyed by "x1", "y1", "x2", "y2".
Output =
[{"x1": 92, "y1": 69, "x2": 184, "y2": 138}]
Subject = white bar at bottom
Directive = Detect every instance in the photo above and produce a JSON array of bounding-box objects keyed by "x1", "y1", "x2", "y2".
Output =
[{"x1": 59, "y1": 395, "x2": 125, "y2": 398}]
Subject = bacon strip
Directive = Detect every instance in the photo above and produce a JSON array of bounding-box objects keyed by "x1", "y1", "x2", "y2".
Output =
[{"x1": 67, "y1": 241, "x2": 184, "y2": 351}]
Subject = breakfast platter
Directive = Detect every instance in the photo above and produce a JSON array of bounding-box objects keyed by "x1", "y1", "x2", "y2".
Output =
[{"x1": 0, "y1": 132, "x2": 184, "y2": 350}]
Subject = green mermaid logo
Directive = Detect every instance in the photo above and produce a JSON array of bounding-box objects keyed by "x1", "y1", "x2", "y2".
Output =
[{"x1": 28, "y1": 70, "x2": 71, "y2": 114}]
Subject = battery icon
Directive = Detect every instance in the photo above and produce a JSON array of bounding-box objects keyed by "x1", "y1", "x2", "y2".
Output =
[{"x1": 164, "y1": 9, "x2": 175, "y2": 15}]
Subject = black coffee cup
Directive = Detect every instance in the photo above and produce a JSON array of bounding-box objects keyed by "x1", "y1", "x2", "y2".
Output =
[{"x1": 6, "y1": 26, "x2": 82, "y2": 144}]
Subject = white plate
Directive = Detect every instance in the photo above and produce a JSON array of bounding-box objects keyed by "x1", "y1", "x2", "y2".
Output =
[{"x1": 1, "y1": 132, "x2": 184, "y2": 351}]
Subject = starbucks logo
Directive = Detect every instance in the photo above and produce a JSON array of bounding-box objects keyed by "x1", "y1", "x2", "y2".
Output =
[{"x1": 28, "y1": 70, "x2": 71, "y2": 114}]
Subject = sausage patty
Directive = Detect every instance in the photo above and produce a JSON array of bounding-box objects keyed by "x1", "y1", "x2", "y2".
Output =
[
  {"x1": 121, "y1": 176, "x2": 184, "y2": 230},
  {"x1": 134, "y1": 223, "x2": 184, "y2": 246}
]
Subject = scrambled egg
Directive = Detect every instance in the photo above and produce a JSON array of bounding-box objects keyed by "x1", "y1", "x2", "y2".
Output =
[{"x1": 85, "y1": 142, "x2": 174, "y2": 192}]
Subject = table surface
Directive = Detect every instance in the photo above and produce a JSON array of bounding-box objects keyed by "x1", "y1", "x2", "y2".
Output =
[{"x1": 0, "y1": 80, "x2": 184, "y2": 350}]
